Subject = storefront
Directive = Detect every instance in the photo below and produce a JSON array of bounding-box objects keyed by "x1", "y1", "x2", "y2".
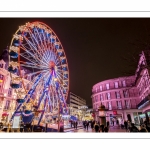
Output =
[{"x1": 62, "y1": 115, "x2": 70, "y2": 128}]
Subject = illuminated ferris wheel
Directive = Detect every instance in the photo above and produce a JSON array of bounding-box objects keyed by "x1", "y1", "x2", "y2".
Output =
[{"x1": 8, "y1": 21, "x2": 69, "y2": 125}]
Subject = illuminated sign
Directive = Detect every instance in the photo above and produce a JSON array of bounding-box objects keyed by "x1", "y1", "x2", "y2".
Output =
[{"x1": 113, "y1": 111, "x2": 117, "y2": 115}]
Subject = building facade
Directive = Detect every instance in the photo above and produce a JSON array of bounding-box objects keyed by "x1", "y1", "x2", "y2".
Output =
[
  {"x1": 92, "y1": 76, "x2": 142, "y2": 125},
  {"x1": 92, "y1": 50, "x2": 150, "y2": 125},
  {"x1": 69, "y1": 92, "x2": 86, "y2": 116}
]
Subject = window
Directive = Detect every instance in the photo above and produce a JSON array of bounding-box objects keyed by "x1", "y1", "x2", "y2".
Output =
[
  {"x1": 106, "y1": 93, "x2": 111, "y2": 100},
  {"x1": 116, "y1": 101, "x2": 122, "y2": 109},
  {"x1": 122, "y1": 80, "x2": 126, "y2": 87},
  {"x1": 95, "y1": 96, "x2": 98, "y2": 102},
  {"x1": 123, "y1": 90, "x2": 129, "y2": 98},
  {"x1": 125, "y1": 100, "x2": 130, "y2": 108},
  {"x1": 100, "y1": 85, "x2": 103, "y2": 91},
  {"x1": 4, "y1": 100, "x2": 10, "y2": 110},
  {"x1": 0, "y1": 74, "x2": 3, "y2": 80},
  {"x1": 115, "y1": 91, "x2": 121, "y2": 99},
  {"x1": 100, "y1": 94, "x2": 103, "y2": 101},
  {"x1": 8, "y1": 88, "x2": 12, "y2": 96},
  {"x1": 106, "y1": 83, "x2": 110, "y2": 90},
  {"x1": 96, "y1": 87, "x2": 97, "y2": 92},
  {"x1": 0, "y1": 64, "x2": 3, "y2": 68},
  {"x1": 108, "y1": 101, "x2": 112, "y2": 110},
  {"x1": 115, "y1": 82, "x2": 118, "y2": 88}
]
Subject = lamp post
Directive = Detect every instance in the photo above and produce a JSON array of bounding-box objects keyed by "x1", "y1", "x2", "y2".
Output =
[{"x1": 98, "y1": 103, "x2": 106, "y2": 126}]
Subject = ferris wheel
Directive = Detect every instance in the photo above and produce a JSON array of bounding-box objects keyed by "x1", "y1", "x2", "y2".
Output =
[{"x1": 8, "y1": 21, "x2": 69, "y2": 125}]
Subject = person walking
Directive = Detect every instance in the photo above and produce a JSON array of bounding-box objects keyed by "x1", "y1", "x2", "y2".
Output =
[
  {"x1": 106, "y1": 121, "x2": 109, "y2": 130},
  {"x1": 112, "y1": 119, "x2": 114, "y2": 126},
  {"x1": 130, "y1": 123, "x2": 139, "y2": 132},
  {"x1": 83, "y1": 121, "x2": 86, "y2": 129},
  {"x1": 124, "y1": 120, "x2": 128, "y2": 132},
  {"x1": 104, "y1": 126, "x2": 109, "y2": 132},
  {"x1": 20, "y1": 121, "x2": 24, "y2": 132},
  {"x1": 73, "y1": 121, "x2": 76, "y2": 129},
  {"x1": 100, "y1": 124, "x2": 104, "y2": 132},
  {"x1": 86, "y1": 121, "x2": 89, "y2": 131},
  {"x1": 75, "y1": 121, "x2": 78, "y2": 129},
  {"x1": 139, "y1": 124, "x2": 148, "y2": 132},
  {"x1": 94, "y1": 122, "x2": 100, "y2": 132},
  {"x1": 91, "y1": 121, "x2": 94, "y2": 130},
  {"x1": 127, "y1": 120, "x2": 131, "y2": 132}
]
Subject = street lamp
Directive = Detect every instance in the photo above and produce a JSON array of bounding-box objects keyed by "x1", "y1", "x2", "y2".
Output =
[{"x1": 98, "y1": 103, "x2": 106, "y2": 126}]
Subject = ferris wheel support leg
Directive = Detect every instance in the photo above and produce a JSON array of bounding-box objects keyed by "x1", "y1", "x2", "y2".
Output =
[
  {"x1": 10, "y1": 74, "x2": 43, "y2": 121},
  {"x1": 10, "y1": 103, "x2": 22, "y2": 120},
  {"x1": 37, "y1": 97, "x2": 47, "y2": 126}
]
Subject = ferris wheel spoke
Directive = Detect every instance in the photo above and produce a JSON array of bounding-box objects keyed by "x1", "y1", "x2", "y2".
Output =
[
  {"x1": 19, "y1": 60, "x2": 49, "y2": 69},
  {"x1": 34, "y1": 28, "x2": 46, "y2": 51}
]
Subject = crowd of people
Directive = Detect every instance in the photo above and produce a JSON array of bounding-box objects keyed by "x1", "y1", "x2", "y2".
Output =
[
  {"x1": 70, "y1": 120, "x2": 78, "y2": 129},
  {"x1": 122, "y1": 120, "x2": 150, "y2": 132},
  {"x1": 82, "y1": 120, "x2": 110, "y2": 132}
]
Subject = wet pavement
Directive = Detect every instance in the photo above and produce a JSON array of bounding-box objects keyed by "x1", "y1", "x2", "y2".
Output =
[{"x1": 65, "y1": 125, "x2": 127, "y2": 133}]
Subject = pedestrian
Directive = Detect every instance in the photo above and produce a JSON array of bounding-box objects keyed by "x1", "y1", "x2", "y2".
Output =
[
  {"x1": 104, "y1": 126, "x2": 109, "y2": 132},
  {"x1": 130, "y1": 123, "x2": 139, "y2": 132},
  {"x1": 106, "y1": 121, "x2": 109, "y2": 129},
  {"x1": 139, "y1": 124, "x2": 148, "y2": 132},
  {"x1": 116, "y1": 119, "x2": 119, "y2": 126},
  {"x1": 83, "y1": 121, "x2": 86, "y2": 129},
  {"x1": 124, "y1": 120, "x2": 128, "y2": 132},
  {"x1": 20, "y1": 121, "x2": 24, "y2": 132},
  {"x1": 94, "y1": 122, "x2": 100, "y2": 132},
  {"x1": 127, "y1": 120, "x2": 131, "y2": 132},
  {"x1": 45, "y1": 123, "x2": 48, "y2": 132},
  {"x1": 91, "y1": 121, "x2": 94, "y2": 129},
  {"x1": 100, "y1": 124, "x2": 104, "y2": 132},
  {"x1": 75, "y1": 121, "x2": 78, "y2": 129},
  {"x1": 73, "y1": 121, "x2": 76, "y2": 129},
  {"x1": 86, "y1": 121, "x2": 89, "y2": 131},
  {"x1": 112, "y1": 119, "x2": 114, "y2": 126}
]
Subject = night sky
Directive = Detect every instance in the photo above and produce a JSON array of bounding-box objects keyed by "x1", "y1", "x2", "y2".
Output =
[{"x1": 1, "y1": 18, "x2": 150, "y2": 107}]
